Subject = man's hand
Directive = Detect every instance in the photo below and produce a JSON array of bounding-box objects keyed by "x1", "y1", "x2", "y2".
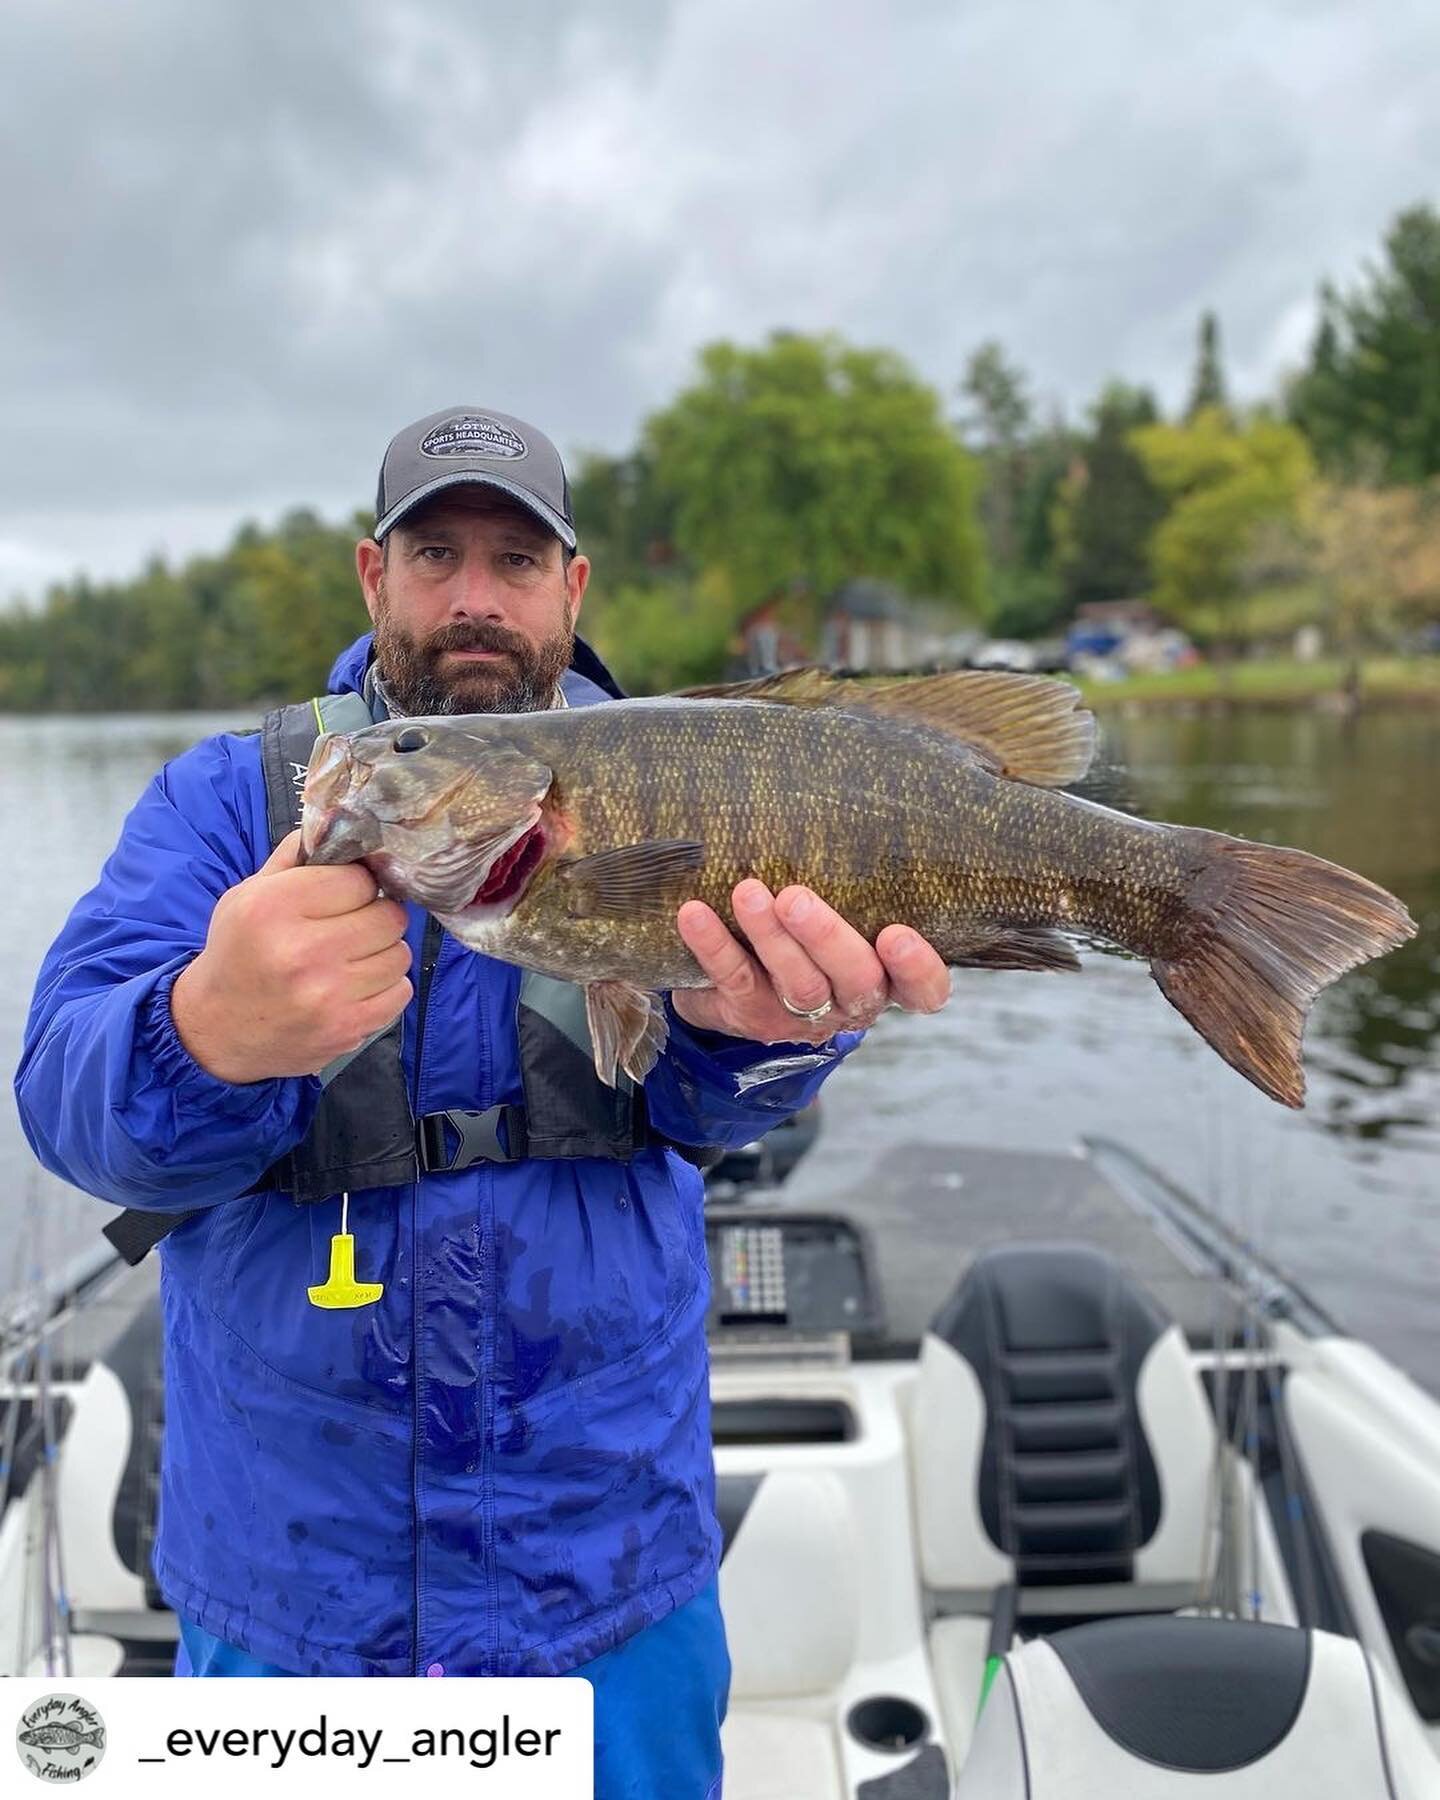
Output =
[
  {"x1": 170, "y1": 829, "x2": 413, "y2": 1084},
  {"x1": 670, "y1": 880, "x2": 950, "y2": 1046}
]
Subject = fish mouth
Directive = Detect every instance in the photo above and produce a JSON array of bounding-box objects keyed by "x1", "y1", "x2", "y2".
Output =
[{"x1": 455, "y1": 813, "x2": 549, "y2": 922}]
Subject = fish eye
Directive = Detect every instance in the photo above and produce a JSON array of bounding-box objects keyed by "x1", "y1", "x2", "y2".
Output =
[{"x1": 393, "y1": 727, "x2": 430, "y2": 753}]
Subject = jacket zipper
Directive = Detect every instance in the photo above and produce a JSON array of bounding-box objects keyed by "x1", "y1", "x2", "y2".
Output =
[{"x1": 409, "y1": 914, "x2": 445, "y2": 1673}]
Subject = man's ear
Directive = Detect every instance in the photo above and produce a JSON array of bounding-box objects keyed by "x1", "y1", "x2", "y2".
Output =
[
  {"x1": 356, "y1": 538, "x2": 384, "y2": 623},
  {"x1": 566, "y1": 552, "x2": 590, "y2": 626}
]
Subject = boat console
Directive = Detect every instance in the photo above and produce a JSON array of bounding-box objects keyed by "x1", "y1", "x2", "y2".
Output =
[{"x1": 705, "y1": 1209, "x2": 882, "y2": 1346}]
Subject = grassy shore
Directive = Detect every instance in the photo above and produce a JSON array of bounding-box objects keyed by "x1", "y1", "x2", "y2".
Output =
[{"x1": 1071, "y1": 656, "x2": 1440, "y2": 709}]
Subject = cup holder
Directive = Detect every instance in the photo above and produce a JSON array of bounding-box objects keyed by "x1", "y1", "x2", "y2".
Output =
[{"x1": 846, "y1": 1694, "x2": 930, "y2": 1753}]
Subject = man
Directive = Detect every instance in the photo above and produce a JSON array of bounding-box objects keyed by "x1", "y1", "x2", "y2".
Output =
[{"x1": 15, "y1": 407, "x2": 949, "y2": 1797}]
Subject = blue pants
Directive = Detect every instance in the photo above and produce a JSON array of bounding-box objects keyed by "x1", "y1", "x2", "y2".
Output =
[{"x1": 173, "y1": 1578, "x2": 730, "y2": 1800}]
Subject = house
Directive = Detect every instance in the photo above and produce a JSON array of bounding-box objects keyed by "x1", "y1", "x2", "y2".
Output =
[
  {"x1": 732, "y1": 580, "x2": 981, "y2": 677},
  {"x1": 822, "y1": 580, "x2": 980, "y2": 671},
  {"x1": 733, "y1": 599, "x2": 813, "y2": 676}
]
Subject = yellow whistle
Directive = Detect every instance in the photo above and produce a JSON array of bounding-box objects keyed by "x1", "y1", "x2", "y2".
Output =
[
  {"x1": 308, "y1": 1233, "x2": 384, "y2": 1309},
  {"x1": 307, "y1": 1195, "x2": 384, "y2": 1309}
]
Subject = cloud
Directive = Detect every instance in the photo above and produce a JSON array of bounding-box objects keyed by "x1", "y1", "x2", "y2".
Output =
[{"x1": 4, "y1": 0, "x2": 1439, "y2": 596}]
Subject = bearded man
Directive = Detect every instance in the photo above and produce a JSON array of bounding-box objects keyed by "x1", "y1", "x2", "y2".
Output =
[{"x1": 15, "y1": 407, "x2": 949, "y2": 1799}]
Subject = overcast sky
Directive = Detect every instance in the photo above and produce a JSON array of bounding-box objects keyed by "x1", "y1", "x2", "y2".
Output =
[{"x1": 5, "y1": 0, "x2": 1439, "y2": 601}]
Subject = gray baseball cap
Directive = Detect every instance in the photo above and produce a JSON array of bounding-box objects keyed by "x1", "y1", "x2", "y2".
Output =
[{"x1": 373, "y1": 406, "x2": 576, "y2": 549}]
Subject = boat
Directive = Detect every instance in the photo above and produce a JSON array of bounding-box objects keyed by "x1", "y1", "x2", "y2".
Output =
[{"x1": 5, "y1": 1130, "x2": 1440, "y2": 1794}]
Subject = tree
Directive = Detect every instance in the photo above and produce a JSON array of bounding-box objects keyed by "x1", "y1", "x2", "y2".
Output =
[
  {"x1": 644, "y1": 331, "x2": 986, "y2": 625},
  {"x1": 958, "y1": 340, "x2": 1033, "y2": 573},
  {"x1": 1052, "y1": 381, "x2": 1165, "y2": 606},
  {"x1": 1130, "y1": 407, "x2": 1315, "y2": 642},
  {"x1": 0, "y1": 509, "x2": 371, "y2": 712},
  {"x1": 587, "y1": 569, "x2": 736, "y2": 695},
  {"x1": 569, "y1": 448, "x2": 677, "y2": 592},
  {"x1": 959, "y1": 340, "x2": 1032, "y2": 452},
  {"x1": 1287, "y1": 283, "x2": 1348, "y2": 470},
  {"x1": 1288, "y1": 204, "x2": 1440, "y2": 481},
  {"x1": 1307, "y1": 478, "x2": 1440, "y2": 663},
  {"x1": 1185, "y1": 311, "x2": 1228, "y2": 420}
]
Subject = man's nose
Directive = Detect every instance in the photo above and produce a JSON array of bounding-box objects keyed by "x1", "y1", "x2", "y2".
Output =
[{"x1": 446, "y1": 562, "x2": 510, "y2": 622}]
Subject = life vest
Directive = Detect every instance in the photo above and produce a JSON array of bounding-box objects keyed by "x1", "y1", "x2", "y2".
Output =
[{"x1": 103, "y1": 666, "x2": 713, "y2": 1267}]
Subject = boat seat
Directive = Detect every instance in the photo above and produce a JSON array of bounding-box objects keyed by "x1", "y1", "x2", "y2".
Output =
[
  {"x1": 722, "y1": 1714, "x2": 844, "y2": 1800},
  {"x1": 719, "y1": 1469, "x2": 857, "y2": 1800},
  {"x1": 720, "y1": 1467, "x2": 859, "y2": 1698},
  {"x1": 910, "y1": 1241, "x2": 1216, "y2": 1613},
  {"x1": 954, "y1": 1614, "x2": 1439, "y2": 1796}
]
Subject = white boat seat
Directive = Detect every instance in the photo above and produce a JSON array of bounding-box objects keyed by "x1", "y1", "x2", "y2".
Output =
[
  {"x1": 719, "y1": 1468, "x2": 859, "y2": 1700},
  {"x1": 910, "y1": 1242, "x2": 1216, "y2": 1608},
  {"x1": 722, "y1": 1712, "x2": 843, "y2": 1800},
  {"x1": 954, "y1": 1614, "x2": 1439, "y2": 1796}
]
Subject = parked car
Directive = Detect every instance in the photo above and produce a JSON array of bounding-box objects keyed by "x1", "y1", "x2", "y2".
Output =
[{"x1": 969, "y1": 639, "x2": 1038, "y2": 672}]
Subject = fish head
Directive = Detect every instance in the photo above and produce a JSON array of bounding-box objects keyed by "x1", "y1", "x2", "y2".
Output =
[{"x1": 300, "y1": 717, "x2": 556, "y2": 916}]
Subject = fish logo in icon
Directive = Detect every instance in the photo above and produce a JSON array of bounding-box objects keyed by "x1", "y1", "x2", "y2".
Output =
[{"x1": 16, "y1": 1693, "x2": 106, "y2": 1782}]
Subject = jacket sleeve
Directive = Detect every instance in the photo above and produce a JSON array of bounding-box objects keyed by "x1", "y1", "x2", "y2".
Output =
[
  {"x1": 643, "y1": 1001, "x2": 865, "y2": 1151},
  {"x1": 13, "y1": 734, "x2": 323, "y2": 1214}
]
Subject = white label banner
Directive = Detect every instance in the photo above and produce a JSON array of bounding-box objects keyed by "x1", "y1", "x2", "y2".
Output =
[{"x1": 11, "y1": 1678, "x2": 593, "y2": 1798}]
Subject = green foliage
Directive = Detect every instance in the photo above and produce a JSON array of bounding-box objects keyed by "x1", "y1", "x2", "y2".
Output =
[
  {"x1": 1289, "y1": 204, "x2": 1440, "y2": 481},
  {"x1": 958, "y1": 341, "x2": 1041, "y2": 575},
  {"x1": 0, "y1": 510, "x2": 370, "y2": 712},
  {"x1": 986, "y1": 566, "x2": 1069, "y2": 640},
  {"x1": 959, "y1": 340, "x2": 1032, "y2": 453},
  {"x1": 569, "y1": 448, "x2": 678, "y2": 593},
  {"x1": 645, "y1": 331, "x2": 986, "y2": 625},
  {"x1": 1131, "y1": 408, "x2": 1316, "y2": 635},
  {"x1": 1012, "y1": 412, "x2": 1077, "y2": 581},
  {"x1": 1073, "y1": 654, "x2": 1440, "y2": 706},
  {"x1": 585, "y1": 569, "x2": 736, "y2": 695},
  {"x1": 1052, "y1": 381, "x2": 1164, "y2": 605},
  {"x1": 1307, "y1": 477, "x2": 1440, "y2": 652}
]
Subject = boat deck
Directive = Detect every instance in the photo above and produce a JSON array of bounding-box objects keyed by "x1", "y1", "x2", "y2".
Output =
[{"x1": 775, "y1": 1139, "x2": 1254, "y2": 1354}]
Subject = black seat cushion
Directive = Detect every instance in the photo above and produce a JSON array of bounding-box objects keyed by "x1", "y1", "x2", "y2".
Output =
[
  {"x1": 931, "y1": 1242, "x2": 1166, "y2": 1583},
  {"x1": 1050, "y1": 1615, "x2": 1312, "y2": 1772}
]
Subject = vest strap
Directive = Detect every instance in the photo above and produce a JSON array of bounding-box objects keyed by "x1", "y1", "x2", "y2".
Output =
[
  {"x1": 103, "y1": 1205, "x2": 202, "y2": 1266},
  {"x1": 417, "y1": 1106, "x2": 529, "y2": 1172}
]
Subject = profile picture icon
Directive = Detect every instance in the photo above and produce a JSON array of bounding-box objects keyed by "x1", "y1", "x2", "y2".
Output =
[{"x1": 16, "y1": 1693, "x2": 106, "y2": 1782}]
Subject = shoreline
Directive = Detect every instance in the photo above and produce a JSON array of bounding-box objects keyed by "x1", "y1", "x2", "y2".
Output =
[{"x1": 1071, "y1": 656, "x2": 1440, "y2": 713}]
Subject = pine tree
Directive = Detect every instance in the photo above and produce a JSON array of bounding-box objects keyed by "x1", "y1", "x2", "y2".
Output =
[
  {"x1": 1053, "y1": 383, "x2": 1165, "y2": 605},
  {"x1": 1185, "y1": 311, "x2": 1228, "y2": 420},
  {"x1": 957, "y1": 341, "x2": 1033, "y2": 572},
  {"x1": 1289, "y1": 205, "x2": 1440, "y2": 481}
]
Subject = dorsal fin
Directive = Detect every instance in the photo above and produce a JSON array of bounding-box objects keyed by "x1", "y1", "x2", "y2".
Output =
[{"x1": 672, "y1": 667, "x2": 1097, "y2": 787}]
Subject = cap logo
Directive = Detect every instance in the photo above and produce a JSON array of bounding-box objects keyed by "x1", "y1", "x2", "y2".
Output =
[{"x1": 420, "y1": 415, "x2": 527, "y2": 461}]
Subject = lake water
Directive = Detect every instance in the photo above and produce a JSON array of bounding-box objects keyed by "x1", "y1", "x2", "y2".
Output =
[{"x1": 3, "y1": 704, "x2": 1437, "y2": 1386}]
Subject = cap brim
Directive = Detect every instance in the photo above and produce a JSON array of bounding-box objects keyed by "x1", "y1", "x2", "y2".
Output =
[{"x1": 375, "y1": 472, "x2": 577, "y2": 550}]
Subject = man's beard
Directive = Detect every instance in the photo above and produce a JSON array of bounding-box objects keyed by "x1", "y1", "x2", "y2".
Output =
[{"x1": 371, "y1": 585, "x2": 575, "y2": 716}]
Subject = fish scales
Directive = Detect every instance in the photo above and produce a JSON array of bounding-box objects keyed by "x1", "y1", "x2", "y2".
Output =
[{"x1": 411, "y1": 699, "x2": 1187, "y2": 983}]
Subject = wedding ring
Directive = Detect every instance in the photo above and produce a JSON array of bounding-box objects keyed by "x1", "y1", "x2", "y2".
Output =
[{"x1": 780, "y1": 993, "x2": 835, "y2": 1024}]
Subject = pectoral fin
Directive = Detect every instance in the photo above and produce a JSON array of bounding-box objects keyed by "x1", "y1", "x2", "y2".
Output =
[
  {"x1": 586, "y1": 981, "x2": 670, "y2": 1086},
  {"x1": 558, "y1": 840, "x2": 705, "y2": 919}
]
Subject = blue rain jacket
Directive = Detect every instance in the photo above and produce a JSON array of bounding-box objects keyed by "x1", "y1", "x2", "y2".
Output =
[{"x1": 14, "y1": 634, "x2": 860, "y2": 1676}]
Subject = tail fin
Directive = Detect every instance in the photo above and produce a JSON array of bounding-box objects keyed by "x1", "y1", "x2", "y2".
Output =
[{"x1": 1153, "y1": 835, "x2": 1416, "y2": 1108}]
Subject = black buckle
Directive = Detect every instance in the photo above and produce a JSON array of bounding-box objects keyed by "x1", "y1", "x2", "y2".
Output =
[{"x1": 416, "y1": 1105, "x2": 528, "y2": 1172}]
